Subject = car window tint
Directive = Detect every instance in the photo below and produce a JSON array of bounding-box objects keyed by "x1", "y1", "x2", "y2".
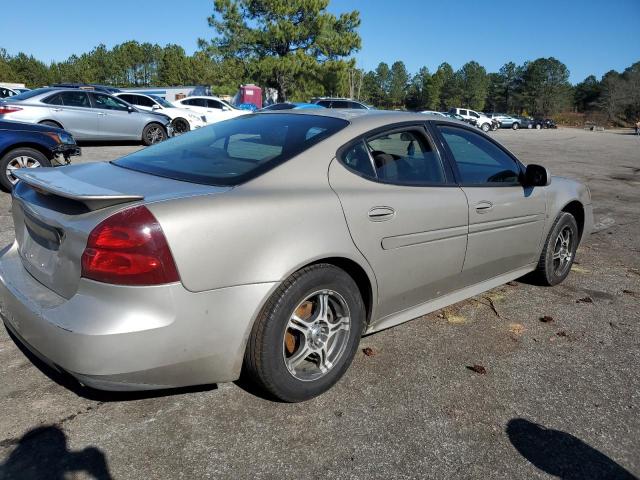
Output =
[
  {"x1": 316, "y1": 101, "x2": 331, "y2": 108},
  {"x1": 459, "y1": 109, "x2": 467, "y2": 116},
  {"x1": 59, "y1": 91, "x2": 90, "y2": 108},
  {"x1": 43, "y1": 93, "x2": 64, "y2": 105},
  {"x1": 206, "y1": 99, "x2": 223, "y2": 109},
  {"x1": 364, "y1": 130, "x2": 445, "y2": 185},
  {"x1": 438, "y1": 125, "x2": 520, "y2": 184},
  {"x1": 183, "y1": 98, "x2": 205, "y2": 107},
  {"x1": 348, "y1": 101, "x2": 365, "y2": 109},
  {"x1": 92, "y1": 93, "x2": 128, "y2": 111},
  {"x1": 118, "y1": 94, "x2": 135, "y2": 104},
  {"x1": 331, "y1": 101, "x2": 350, "y2": 109},
  {"x1": 342, "y1": 140, "x2": 375, "y2": 178},
  {"x1": 114, "y1": 114, "x2": 348, "y2": 186},
  {"x1": 136, "y1": 96, "x2": 155, "y2": 108}
]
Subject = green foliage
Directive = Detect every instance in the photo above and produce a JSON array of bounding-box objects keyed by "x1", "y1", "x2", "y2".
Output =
[{"x1": 201, "y1": 0, "x2": 361, "y2": 100}]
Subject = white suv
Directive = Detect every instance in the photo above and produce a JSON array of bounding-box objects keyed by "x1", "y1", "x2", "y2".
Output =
[
  {"x1": 116, "y1": 93, "x2": 206, "y2": 134},
  {"x1": 449, "y1": 108, "x2": 494, "y2": 132}
]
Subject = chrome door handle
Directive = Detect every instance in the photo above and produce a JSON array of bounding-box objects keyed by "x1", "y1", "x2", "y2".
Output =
[
  {"x1": 475, "y1": 201, "x2": 494, "y2": 213},
  {"x1": 368, "y1": 206, "x2": 395, "y2": 221},
  {"x1": 97, "y1": 112, "x2": 107, "y2": 116},
  {"x1": 52, "y1": 108, "x2": 62, "y2": 112}
]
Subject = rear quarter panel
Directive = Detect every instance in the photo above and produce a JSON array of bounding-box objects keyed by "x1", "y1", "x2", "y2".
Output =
[{"x1": 147, "y1": 139, "x2": 377, "y2": 297}]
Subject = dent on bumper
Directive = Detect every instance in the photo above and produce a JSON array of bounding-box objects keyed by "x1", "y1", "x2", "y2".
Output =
[{"x1": 0, "y1": 243, "x2": 277, "y2": 390}]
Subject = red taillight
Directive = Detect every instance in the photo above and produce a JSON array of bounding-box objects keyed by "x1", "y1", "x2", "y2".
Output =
[
  {"x1": 0, "y1": 105, "x2": 23, "y2": 115},
  {"x1": 81, "y1": 205, "x2": 180, "y2": 285}
]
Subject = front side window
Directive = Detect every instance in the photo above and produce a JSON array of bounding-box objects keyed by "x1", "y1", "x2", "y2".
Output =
[
  {"x1": 114, "y1": 114, "x2": 348, "y2": 186},
  {"x1": 91, "y1": 93, "x2": 128, "y2": 111},
  {"x1": 118, "y1": 94, "x2": 136, "y2": 105},
  {"x1": 438, "y1": 125, "x2": 521, "y2": 185},
  {"x1": 348, "y1": 101, "x2": 366, "y2": 109},
  {"x1": 206, "y1": 99, "x2": 224, "y2": 109},
  {"x1": 135, "y1": 95, "x2": 155, "y2": 108}
]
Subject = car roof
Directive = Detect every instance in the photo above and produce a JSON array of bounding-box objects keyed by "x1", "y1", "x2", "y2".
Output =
[{"x1": 260, "y1": 109, "x2": 464, "y2": 129}]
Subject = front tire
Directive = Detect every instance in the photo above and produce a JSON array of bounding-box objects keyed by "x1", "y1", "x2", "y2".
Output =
[
  {"x1": 172, "y1": 118, "x2": 190, "y2": 135},
  {"x1": 142, "y1": 123, "x2": 167, "y2": 146},
  {"x1": 244, "y1": 264, "x2": 365, "y2": 402},
  {"x1": 535, "y1": 123, "x2": 542, "y2": 130},
  {"x1": 0, "y1": 147, "x2": 51, "y2": 191},
  {"x1": 512, "y1": 122, "x2": 520, "y2": 130},
  {"x1": 481, "y1": 123, "x2": 491, "y2": 132},
  {"x1": 533, "y1": 212, "x2": 579, "y2": 286}
]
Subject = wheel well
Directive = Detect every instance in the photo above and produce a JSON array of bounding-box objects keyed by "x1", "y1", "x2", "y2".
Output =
[
  {"x1": 308, "y1": 257, "x2": 373, "y2": 325},
  {"x1": 38, "y1": 120, "x2": 63, "y2": 129},
  {"x1": 562, "y1": 201, "x2": 585, "y2": 240},
  {"x1": 0, "y1": 142, "x2": 53, "y2": 161}
]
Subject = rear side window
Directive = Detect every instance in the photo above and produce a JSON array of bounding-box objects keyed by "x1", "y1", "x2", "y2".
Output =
[
  {"x1": 183, "y1": 98, "x2": 206, "y2": 107},
  {"x1": 114, "y1": 114, "x2": 348, "y2": 186},
  {"x1": 51, "y1": 91, "x2": 90, "y2": 108},
  {"x1": 438, "y1": 125, "x2": 521, "y2": 185},
  {"x1": 118, "y1": 94, "x2": 136, "y2": 104}
]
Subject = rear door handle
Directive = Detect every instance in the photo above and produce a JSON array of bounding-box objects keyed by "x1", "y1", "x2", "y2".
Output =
[
  {"x1": 475, "y1": 201, "x2": 494, "y2": 213},
  {"x1": 368, "y1": 206, "x2": 395, "y2": 221},
  {"x1": 97, "y1": 112, "x2": 106, "y2": 117},
  {"x1": 52, "y1": 108, "x2": 62, "y2": 112}
]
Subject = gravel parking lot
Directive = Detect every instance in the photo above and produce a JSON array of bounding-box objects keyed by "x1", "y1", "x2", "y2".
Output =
[{"x1": 0, "y1": 128, "x2": 638, "y2": 479}]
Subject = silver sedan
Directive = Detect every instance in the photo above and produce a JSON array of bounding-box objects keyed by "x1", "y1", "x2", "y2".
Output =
[
  {"x1": 0, "y1": 111, "x2": 593, "y2": 401},
  {"x1": 0, "y1": 88, "x2": 173, "y2": 145}
]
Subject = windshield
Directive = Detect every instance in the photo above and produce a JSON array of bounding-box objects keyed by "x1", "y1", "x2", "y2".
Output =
[
  {"x1": 114, "y1": 113, "x2": 348, "y2": 186},
  {"x1": 3, "y1": 87, "x2": 55, "y2": 101},
  {"x1": 149, "y1": 95, "x2": 174, "y2": 108}
]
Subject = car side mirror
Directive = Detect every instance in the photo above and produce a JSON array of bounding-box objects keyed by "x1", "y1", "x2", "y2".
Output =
[
  {"x1": 151, "y1": 104, "x2": 161, "y2": 111},
  {"x1": 222, "y1": 106, "x2": 230, "y2": 111},
  {"x1": 127, "y1": 105, "x2": 135, "y2": 113},
  {"x1": 524, "y1": 164, "x2": 551, "y2": 187}
]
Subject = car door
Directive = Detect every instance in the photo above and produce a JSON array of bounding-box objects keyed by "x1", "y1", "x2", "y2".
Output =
[
  {"x1": 42, "y1": 91, "x2": 98, "y2": 140},
  {"x1": 329, "y1": 124, "x2": 468, "y2": 319},
  {"x1": 435, "y1": 124, "x2": 546, "y2": 285},
  {"x1": 90, "y1": 92, "x2": 142, "y2": 140}
]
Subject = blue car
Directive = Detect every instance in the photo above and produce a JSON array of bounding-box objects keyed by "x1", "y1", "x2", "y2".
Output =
[
  {"x1": 260, "y1": 102, "x2": 325, "y2": 111},
  {"x1": 0, "y1": 120, "x2": 80, "y2": 190}
]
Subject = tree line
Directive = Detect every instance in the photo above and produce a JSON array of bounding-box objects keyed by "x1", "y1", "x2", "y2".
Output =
[{"x1": 1, "y1": 0, "x2": 638, "y2": 125}]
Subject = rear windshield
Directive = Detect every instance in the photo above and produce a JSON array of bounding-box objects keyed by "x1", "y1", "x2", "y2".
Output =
[{"x1": 114, "y1": 113, "x2": 348, "y2": 186}]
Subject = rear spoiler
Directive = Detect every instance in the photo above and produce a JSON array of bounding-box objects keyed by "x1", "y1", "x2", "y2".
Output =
[{"x1": 13, "y1": 169, "x2": 144, "y2": 211}]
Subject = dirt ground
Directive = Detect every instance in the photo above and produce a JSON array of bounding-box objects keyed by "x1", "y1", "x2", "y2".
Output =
[{"x1": 0, "y1": 127, "x2": 638, "y2": 479}]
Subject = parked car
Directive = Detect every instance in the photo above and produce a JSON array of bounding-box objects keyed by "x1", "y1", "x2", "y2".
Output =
[
  {"x1": 513, "y1": 115, "x2": 536, "y2": 129},
  {"x1": 0, "y1": 120, "x2": 80, "y2": 190},
  {"x1": 311, "y1": 97, "x2": 373, "y2": 109},
  {"x1": 172, "y1": 96, "x2": 248, "y2": 124},
  {"x1": 0, "y1": 87, "x2": 20, "y2": 99},
  {"x1": 0, "y1": 88, "x2": 173, "y2": 145},
  {"x1": 449, "y1": 108, "x2": 495, "y2": 132},
  {"x1": 115, "y1": 92, "x2": 206, "y2": 134},
  {"x1": 533, "y1": 118, "x2": 558, "y2": 129},
  {"x1": 488, "y1": 113, "x2": 523, "y2": 130},
  {"x1": 261, "y1": 102, "x2": 325, "y2": 110},
  {"x1": 0, "y1": 111, "x2": 592, "y2": 402}
]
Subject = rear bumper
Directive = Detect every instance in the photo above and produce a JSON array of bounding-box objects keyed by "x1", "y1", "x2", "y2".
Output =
[{"x1": 0, "y1": 242, "x2": 276, "y2": 391}]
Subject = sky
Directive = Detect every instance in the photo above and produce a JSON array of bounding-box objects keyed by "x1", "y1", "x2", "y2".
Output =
[{"x1": 2, "y1": 0, "x2": 639, "y2": 84}]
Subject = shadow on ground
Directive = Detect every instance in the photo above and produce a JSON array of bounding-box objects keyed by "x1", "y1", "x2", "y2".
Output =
[
  {"x1": 0, "y1": 425, "x2": 112, "y2": 480},
  {"x1": 507, "y1": 418, "x2": 638, "y2": 479}
]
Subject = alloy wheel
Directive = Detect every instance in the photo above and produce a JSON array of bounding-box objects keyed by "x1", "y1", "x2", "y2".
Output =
[
  {"x1": 283, "y1": 289, "x2": 351, "y2": 382},
  {"x1": 6, "y1": 155, "x2": 41, "y2": 184},
  {"x1": 552, "y1": 226, "x2": 573, "y2": 276},
  {"x1": 146, "y1": 126, "x2": 164, "y2": 144}
]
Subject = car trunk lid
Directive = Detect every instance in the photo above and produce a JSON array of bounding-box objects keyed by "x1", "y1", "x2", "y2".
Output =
[{"x1": 11, "y1": 162, "x2": 230, "y2": 298}]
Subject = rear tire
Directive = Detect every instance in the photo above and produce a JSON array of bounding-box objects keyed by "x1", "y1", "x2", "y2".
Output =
[
  {"x1": 0, "y1": 147, "x2": 51, "y2": 191},
  {"x1": 172, "y1": 118, "x2": 190, "y2": 135},
  {"x1": 535, "y1": 124, "x2": 542, "y2": 130},
  {"x1": 142, "y1": 123, "x2": 167, "y2": 146},
  {"x1": 533, "y1": 212, "x2": 579, "y2": 286},
  {"x1": 244, "y1": 264, "x2": 365, "y2": 402}
]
